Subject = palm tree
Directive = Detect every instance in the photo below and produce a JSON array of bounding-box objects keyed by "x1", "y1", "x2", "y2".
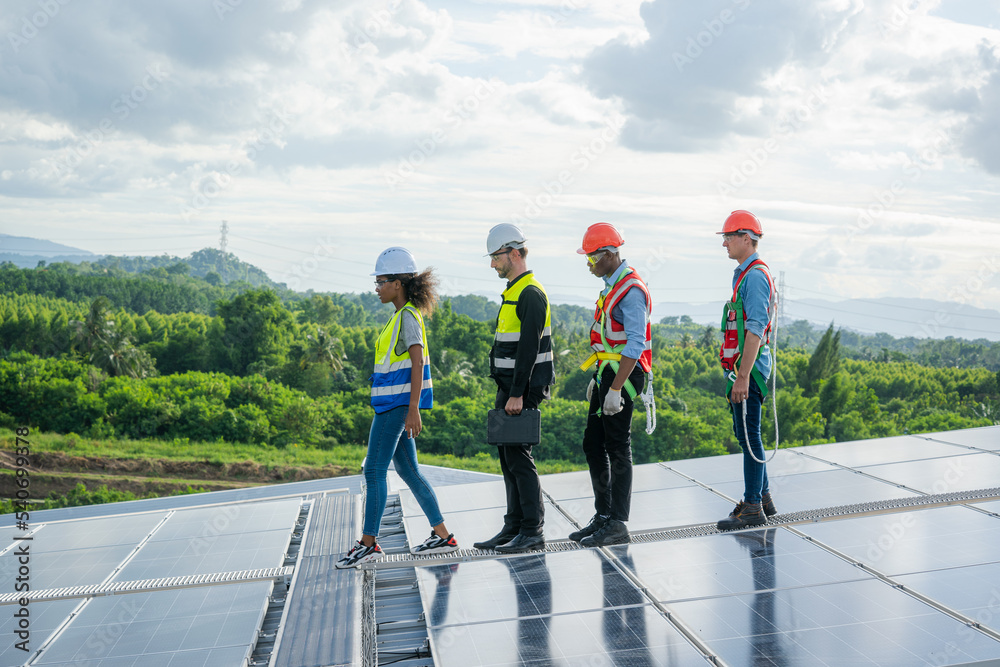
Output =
[
  {"x1": 71, "y1": 297, "x2": 157, "y2": 379},
  {"x1": 301, "y1": 327, "x2": 344, "y2": 371}
]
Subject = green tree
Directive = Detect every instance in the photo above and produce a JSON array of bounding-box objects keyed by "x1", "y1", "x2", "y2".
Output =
[
  {"x1": 805, "y1": 323, "x2": 840, "y2": 394},
  {"x1": 214, "y1": 289, "x2": 294, "y2": 375}
]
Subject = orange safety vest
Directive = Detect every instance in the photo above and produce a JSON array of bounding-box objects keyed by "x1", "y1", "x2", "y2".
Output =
[
  {"x1": 588, "y1": 266, "x2": 653, "y2": 375},
  {"x1": 720, "y1": 258, "x2": 774, "y2": 396}
]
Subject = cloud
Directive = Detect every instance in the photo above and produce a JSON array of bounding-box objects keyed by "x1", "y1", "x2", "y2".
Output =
[
  {"x1": 581, "y1": 0, "x2": 862, "y2": 152},
  {"x1": 960, "y1": 43, "x2": 1000, "y2": 174}
]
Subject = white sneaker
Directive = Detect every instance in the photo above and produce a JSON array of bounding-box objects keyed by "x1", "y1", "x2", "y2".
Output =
[
  {"x1": 410, "y1": 531, "x2": 460, "y2": 555},
  {"x1": 335, "y1": 540, "x2": 383, "y2": 569}
]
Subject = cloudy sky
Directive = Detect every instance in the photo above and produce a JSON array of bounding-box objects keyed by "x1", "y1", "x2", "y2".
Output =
[{"x1": 1, "y1": 0, "x2": 999, "y2": 329}]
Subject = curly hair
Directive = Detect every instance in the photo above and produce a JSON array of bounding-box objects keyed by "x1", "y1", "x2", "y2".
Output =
[{"x1": 390, "y1": 268, "x2": 439, "y2": 315}]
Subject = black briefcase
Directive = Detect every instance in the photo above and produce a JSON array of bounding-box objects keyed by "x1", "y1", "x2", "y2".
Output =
[{"x1": 487, "y1": 409, "x2": 541, "y2": 445}]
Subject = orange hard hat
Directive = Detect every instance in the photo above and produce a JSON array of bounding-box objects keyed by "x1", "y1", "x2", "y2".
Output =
[
  {"x1": 577, "y1": 222, "x2": 625, "y2": 254},
  {"x1": 718, "y1": 210, "x2": 763, "y2": 237}
]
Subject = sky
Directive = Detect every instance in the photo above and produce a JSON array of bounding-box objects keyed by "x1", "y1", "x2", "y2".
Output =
[{"x1": 1, "y1": 0, "x2": 999, "y2": 328}]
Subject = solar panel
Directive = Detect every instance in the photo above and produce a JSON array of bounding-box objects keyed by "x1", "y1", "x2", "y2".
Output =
[
  {"x1": 860, "y1": 453, "x2": 1000, "y2": 494},
  {"x1": 896, "y1": 563, "x2": 1000, "y2": 633},
  {"x1": 607, "y1": 528, "x2": 872, "y2": 603},
  {"x1": 0, "y1": 599, "x2": 80, "y2": 667},
  {"x1": 542, "y1": 463, "x2": 695, "y2": 501},
  {"x1": 792, "y1": 435, "x2": 968, "y2": 467},
  {"x1": 31, "y1": 513, "x2": 169, "y2": 552},
  {"x1": 415, "y1": 550, "x2": 640, "y2": 627},
  {"x1": 427, "y1": 605, "x2": 710, "y2": 666},
  {"x1": 664, "y1": 449, "x2": 838, "y2": 484},
  {"x1": 0, "y1": 545, "x2": 135, "y2": 592},
  {"x1": 33, "y1": 582, "x2": 271, "y2": 665},
  {"x1": 668, "y1": 578, "x2": 1000, "y2": 666},
  {"x1": 921, "y1": 426, "x2": 1000, "y2": 450},
  {"x1": 149, "y1": 499, "x2": 301, "y2": 542},
  {"x1": 113, "y1": 529, "x2": 293, "y2": 581},
  {"x1": 796, "y1": 505, "x2": 1000, "y2": 575},
  {"x1": 401, "y1": 502, "x2": 577, "y2": 546},
  {"x1": 400, "y1": 479, "x2": 508, "y2": 516},
  {"x1": 556, "y1": 485, "x2": 735, "y2": 533},
  {"x1": 713, "y1": 468, "x2": 920, "y2": 514}
]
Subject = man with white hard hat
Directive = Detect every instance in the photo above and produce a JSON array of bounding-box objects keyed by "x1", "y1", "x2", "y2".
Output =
[{"x1": 473, "y1": 223, "x2": 554, "y2": 554}]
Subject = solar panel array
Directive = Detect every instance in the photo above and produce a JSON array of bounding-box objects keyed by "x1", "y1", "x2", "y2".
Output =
[
  {"x1": 399, "y1": 426, "x2": 1000, "y2": 666},
  {"x1": 0, "y1": 499, "x2": 301, "y2": 667}
]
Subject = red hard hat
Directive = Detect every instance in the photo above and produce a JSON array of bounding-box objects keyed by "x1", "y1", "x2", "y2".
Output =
[
  {"x1": 577, "y1": 222, "x2": 625, "y2": 254},
  {"x1": 718, "y1": 210, "x2": 763, "y2": 236}
]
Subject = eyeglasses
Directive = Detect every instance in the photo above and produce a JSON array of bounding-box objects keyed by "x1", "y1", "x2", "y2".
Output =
[
  {"x1": 722, "y1": 232, "x2": 746, "y2": 241},
  {"x1": 586, "y1": 251, "x2": 606, "y2": 266},
  {"x1": 373, "y1": 279, "x2": 393, "y2": 287},
  {"x1": 489, "y1": 249, "x2": 513, "y2": 259}
]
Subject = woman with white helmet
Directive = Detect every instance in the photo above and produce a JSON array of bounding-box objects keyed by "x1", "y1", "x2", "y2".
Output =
[{"x1": 336, "y1": 247, "x2": 460, "y2": 568}]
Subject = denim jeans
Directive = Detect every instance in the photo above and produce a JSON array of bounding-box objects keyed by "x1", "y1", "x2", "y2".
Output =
[
  {"x1": 363, "y1": 405, "x2": 444, "y2": 537},
  {"x1": 731, "y1": 381, "x2": 769, "y2": 505}
]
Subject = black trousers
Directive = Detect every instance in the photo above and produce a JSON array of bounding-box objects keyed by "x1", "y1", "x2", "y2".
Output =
[
  {"x1": 582, "y1": 365, "x2": 644, "y2": 522},
  {"x1": 494, "y1": 385, "x2": 547, "y2": 536}
]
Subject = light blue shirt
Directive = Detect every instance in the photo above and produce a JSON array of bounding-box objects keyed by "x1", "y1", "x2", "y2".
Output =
[
  {"x1": 603, "y1": 260, "x2": 648, "y2": 360},
  {"x1": 733, "y1": 252, "x2": 772, "y2": 379}
]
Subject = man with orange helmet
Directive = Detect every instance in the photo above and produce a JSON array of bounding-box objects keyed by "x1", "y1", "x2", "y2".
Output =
[
  {"x1": 570, "y1": 222, "x2": 653, "y2": 547},
  {"x1": 716, "y1": 210, "x2": 778, "y2": 530}
]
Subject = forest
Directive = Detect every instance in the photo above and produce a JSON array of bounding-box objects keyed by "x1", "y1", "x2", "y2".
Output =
[{"x1": 0, "y1": 253, "x2": 997, "y2": 470}]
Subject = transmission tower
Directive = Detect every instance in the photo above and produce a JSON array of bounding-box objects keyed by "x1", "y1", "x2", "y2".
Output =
[{"x1": 220, "y1": 220, "x2": 229, "y2": 255}]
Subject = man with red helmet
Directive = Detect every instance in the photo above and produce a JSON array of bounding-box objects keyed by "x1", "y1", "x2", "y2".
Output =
[
  {"x1": 716, "y1": 210, "x2": 778, "y2": 530},
  {"x1": 570, "y1": 222, "x2": 653, "y2": 547}
]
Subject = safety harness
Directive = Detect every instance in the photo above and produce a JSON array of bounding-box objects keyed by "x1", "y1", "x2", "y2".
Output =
[{"x1": 579, "y1": 266, "x2": 656, "y2": 434}]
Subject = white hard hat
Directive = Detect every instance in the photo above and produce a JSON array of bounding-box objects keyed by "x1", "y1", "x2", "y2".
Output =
[
  {"x1": 486, "y1": 223, "x2": 526, "y2": 256},
  {"x1": 372, "y1": 247, "x2": 418, "y2": 276}
]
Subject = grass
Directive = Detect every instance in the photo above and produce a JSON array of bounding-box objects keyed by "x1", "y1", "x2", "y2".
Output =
[{"x1": 0, "y1": 430, "x2": 587, "y2": 476}]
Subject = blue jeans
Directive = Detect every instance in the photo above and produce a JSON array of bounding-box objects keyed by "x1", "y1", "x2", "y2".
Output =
[
  {"x1": 731, "y1": 381, "x2": 769, "y2": 505},
  {"x1": 363, "y1": 405, "x2": 444, "y2": 537}
]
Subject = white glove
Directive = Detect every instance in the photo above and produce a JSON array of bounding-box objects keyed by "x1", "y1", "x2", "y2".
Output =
[
  {"x1": 586, "y1": 378, "x2": 596, "y2": 403},
  {"x1": 603, "y1": 388, "x2": 623, "y2": 416}
]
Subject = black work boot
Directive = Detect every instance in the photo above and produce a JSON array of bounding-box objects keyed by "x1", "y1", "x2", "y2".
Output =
[
  {"x1": 473, "y1": 527, "x2": 519, "y2": 550},
  {"x1": 569, "y1": 514, "x2": 608, "y2": 543},
  {"x1": 494, "y1": 533, "x2": 545, "y2": 553},
  {"x1": 717, "y1": 502, "x2": 766, "y2": 531},
  {"x1": 761, "y1": 492, "x2": 777, "y2": 517},
  {"x1": 580, "y1": 519, "x2": 629, "y2": 547}
]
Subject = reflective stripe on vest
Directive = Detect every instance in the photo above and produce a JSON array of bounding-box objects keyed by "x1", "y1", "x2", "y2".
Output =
[
  {"x1": 587, "y1": 268, "x2": 653, "y2": 374},
  {"x1": 490, "y1": 273, "x2": 554, "y2": 385},
  {"x1": 371, "y1": 302, "x2": 433, "y2": 414}
]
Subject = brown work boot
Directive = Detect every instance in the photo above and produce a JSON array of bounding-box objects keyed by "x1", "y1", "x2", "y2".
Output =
[{"x1": 717, "y1": 502, "x2": 766, "y2": 531}]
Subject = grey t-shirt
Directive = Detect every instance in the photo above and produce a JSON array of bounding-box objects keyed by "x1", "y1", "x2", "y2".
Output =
[{"x1": 393, "y1": 308, "x2": 424, "y2": 357}]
